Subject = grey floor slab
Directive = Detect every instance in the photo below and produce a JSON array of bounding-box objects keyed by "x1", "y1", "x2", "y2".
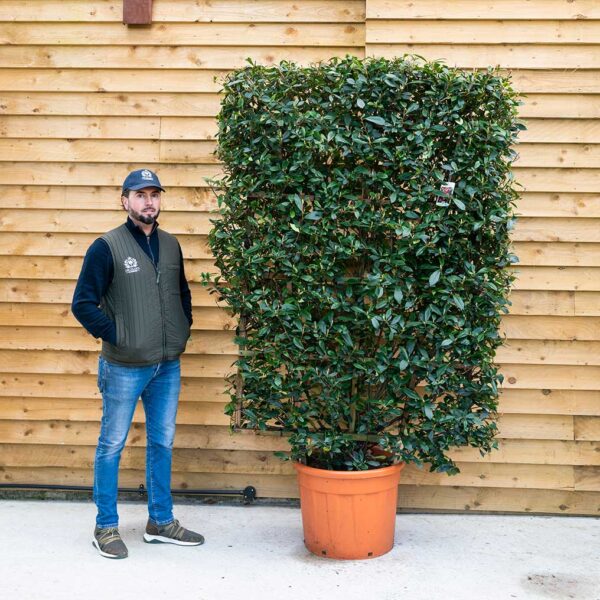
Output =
[{"x1": 1, "y1": 499, "x2": 598, "y2": 600}]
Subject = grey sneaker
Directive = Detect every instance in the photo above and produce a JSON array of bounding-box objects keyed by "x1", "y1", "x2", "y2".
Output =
[
  {"x1": 92, "y1": 526, "x2": 128, "y2": 559},
  {"x1": 143, "y1": 518, "x2": 205, "y2": 546}
]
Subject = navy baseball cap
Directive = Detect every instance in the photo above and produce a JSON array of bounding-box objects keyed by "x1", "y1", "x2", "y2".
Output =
[{"x1": 121, "y1": 169, "x2": 165, "y2": 194}]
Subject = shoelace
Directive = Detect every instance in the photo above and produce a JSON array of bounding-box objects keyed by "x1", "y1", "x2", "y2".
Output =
[
  {"x1": 97, "y1": 527, "x2": 122, "y2": 546},
  {"x1": 162, "y1": 519, "x2": 185, "y2": 539}
]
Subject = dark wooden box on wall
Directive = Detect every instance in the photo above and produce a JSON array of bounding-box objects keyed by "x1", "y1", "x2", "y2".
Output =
[{"x1": 123, "y1": 0, "x2": 153, "y2": 25}]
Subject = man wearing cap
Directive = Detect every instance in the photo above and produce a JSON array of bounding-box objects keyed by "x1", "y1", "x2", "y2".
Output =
[{"x1": 72, "y1": 169, "x2": 204, "y2": 559}]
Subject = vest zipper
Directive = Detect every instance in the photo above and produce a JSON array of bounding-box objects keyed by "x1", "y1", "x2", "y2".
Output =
[{"x1": 147, "y1": 235, "x2": 167, "y2": 361}]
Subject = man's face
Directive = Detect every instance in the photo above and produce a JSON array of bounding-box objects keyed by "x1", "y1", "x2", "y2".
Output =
[{"x1": 122, "y1": 187, "x2": 161, "y2": 225}]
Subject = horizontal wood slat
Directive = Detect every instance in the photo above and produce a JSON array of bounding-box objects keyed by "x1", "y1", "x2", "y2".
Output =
[
  {"x1": 501, "y1": 364, "x2": 600, "y2": 391},
  {"x1": 516, "y1": 144, "x2": 600, "y2": 169},
  {"x1": 3, "y1": 70, "x2": 600, "y2": 95},
  {"x1": 0, "y1": 280, "x2": 222, "y2": 306},
  {"x1": 0, "y1": 93, "x2": 223, "y2": 117},
  {"x1": 2, "y1": 214, "x2": 600, "y2": 244},
  {"x1": 4, "y1": 281, "x2": 598, "y2": 317},
  {"x1": 0, "y1": 398, "x2": 230, "y2": 426},
  {"x1": 2, "y1": 188, "x2": 599, "y2": 218},
  {"x1": 367, "y1": 20, "x2": 600, "y2": 44},
  {"x1": 0, "y1": 422, "x2": 283, "y2": 449},
  {"x1": 515, "y1": 169, "x2": 600, "y2": 193},
  {"x1": 2, "y1": 255, "x2": 599, "y2": 292},
  {"x1": 0, "y1": 185, "x2": 218, "y2": 210},
  {"x1": 0, "y1": 372, "x2": 229, "y2": 401},
  {"x1": 396, "y1": 485, "x2": 600, "y2": 515},
  {"x1": 496, "y1": 340, "x2": 600, "y2": 366},
  {"x1": 6, "y1": 140, "x2": 600, "y2": 169},
  {"x1": 513, "y1": 243, "x2": 600, "y2": 266},
  {"x1": 0, "y1": 163, "x2": 221, "y2": 186},
  {"x1": 0, "y1": 23, "x2": 364, "y2": 46},
  {"x1": 0, "y1": 46, "x2": 363, "y2": 69},
  {"x1": 517, "y1": 97, "x2": 600, "y2": 120},
  {"x1": 0, "y1": 116, "x2": 218, "y2": 140},
  {"x1": 2, "y1": 93, "x2": 600, "y2": 120},
  {"x1": 1, "y1": 166, "x2": 600, "y2": 193},
  {"x1": 0, "y1": 387, "x2": 597, "y2": 418},
  {"x1": 499, "y1": 389, "x2": 600, "y2": 417},
  {"x1": 500, "y1": 316, "x2": 600, "y2": 341},
  {"x1": 2, "y1": 304, "x2": 598, "y2": 343},
  {"x1": 366, "y1": 0, "x2": 600, "y2": 20},
  {"x1": 1, "y1": 349, "x2": 598, "y2": 397},
  {"x1": 516, "y1": 194, "x2": 600, "y2": 218},
  {"x1": 0, "y1": 326, "x2": 237, "y2": 354},
  {"x1": 514, "y1": 217, "x2": 599, "y2": 244},
  {"x1": 0, "y1": 443, "x2": 588, "y2": 489},
  {"x1": 368, "y1": 45, "x2": 600, "y2": 69},
  {"x1": 507, "y1": 71, "x2": 600, "y2": 94},
  {"x1": 0, "y1": 214, "x2": 600, "y2": 243},
  {"x1": 0, "y1": 209, "x2": 214, "y2": 235},
  {"x1": 0, "y1": 303, "x2": 235, "y2": 330},
  {"x1": 520, "y1": 120, "x2": 600, "y2": 144},
  {"x1": 4, "y1": 326, "x2": 600, "y2": 366},
  {"x1": 0, "y1": 139, "x2": 219, "y2": 164},
  {"x1": 0, "y1": 233, "x2": 214, "y2": 258},
  {"x1": 0, "y1": 350, "x2": 236, "y2": 378},
  {"x1": 511, "y1": 267, "x2": 600, "y2": 291},
  {"x1": 0, "y1": 412, "x2": 580, "y2": 450},
  {"x1": 2, "y1": 234, "x2": 599, "y2": 272},
  {"x1": 0, "y1": 1, "x2": 367, "y2": 23}
]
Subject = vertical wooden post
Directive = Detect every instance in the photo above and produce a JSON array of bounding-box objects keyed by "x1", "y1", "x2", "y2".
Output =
[{"x1": 123, "y1": 0, "x2": 153, "y2": 25}]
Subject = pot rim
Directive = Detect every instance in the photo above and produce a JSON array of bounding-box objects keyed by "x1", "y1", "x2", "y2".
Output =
[{"x1": 293, "y1": 461, "x2": 405, "y2": 479}]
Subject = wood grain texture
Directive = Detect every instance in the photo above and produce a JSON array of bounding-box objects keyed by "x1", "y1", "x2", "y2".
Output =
[
  {"x1": 0, "y1": 232, "x2": 214, "y2": 258},
  {"x1": 0, "y1": 185, "x2": 218, "y2": 210},
  {"x1": 0, "y1": 23, "x2": 364, "y2": 46},
  {"x1": 0, "y1": 1, "x2": 366, "y2": 23},
  {"x1": 366, "y1": 0, "x2": 600, "y2": 20},
  {"x1": 3, "y1": 70, "x2": 600, "y2": 95},
  {"x1": 0, "y1": 0, "x2": 598, "y2": 514},
  {"x1": 516, "y1": 194, "x2": 600, "y2": 218},
  {"x1": 367, "y1": 44, "x2": 600, "y2": 69},
  {"x1": 0, "y1": 46, "x2": 363, "y2": 69},
  {"x1": 0, "y1": 280, "x2": 224, "y2": 306},
  {"x1": 367, "y1": 20, "x2": 600, "y2": 44}
]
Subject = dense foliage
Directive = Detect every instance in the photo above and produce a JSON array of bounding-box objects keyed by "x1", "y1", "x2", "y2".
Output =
[{"x1": 202, "y1": 56, "x2": 522, "y2": 472}]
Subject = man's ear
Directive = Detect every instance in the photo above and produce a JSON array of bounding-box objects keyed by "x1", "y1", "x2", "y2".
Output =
[{"x1": 121, "y1": 195, "x2": 128, "y2": 211}]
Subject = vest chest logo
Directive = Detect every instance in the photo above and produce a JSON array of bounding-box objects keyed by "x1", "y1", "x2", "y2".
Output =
[{"x1": 123, "y1": 256, "x2": 140, "y2": 274}]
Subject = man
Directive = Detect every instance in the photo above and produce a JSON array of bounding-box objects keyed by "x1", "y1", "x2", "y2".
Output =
[{"x1": 72, "y1": 168, "x2": 204, "y2": 559}]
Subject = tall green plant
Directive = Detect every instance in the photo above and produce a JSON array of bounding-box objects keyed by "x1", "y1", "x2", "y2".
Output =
[{"x1": 203, "y1": 56, "x2": 522, "y2": 473}]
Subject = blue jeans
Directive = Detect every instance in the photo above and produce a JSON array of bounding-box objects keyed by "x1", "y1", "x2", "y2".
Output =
[{"x1": 94, "y1": 355, "x2": 181, "y2": 528}]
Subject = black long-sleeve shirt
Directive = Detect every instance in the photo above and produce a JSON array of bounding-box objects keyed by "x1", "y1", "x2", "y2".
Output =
[{"x1": 71, "y1": 218, "x2": 192, "y2": 345}]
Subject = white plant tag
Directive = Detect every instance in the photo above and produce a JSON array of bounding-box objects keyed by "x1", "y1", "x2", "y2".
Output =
[{"x1": 436, "y1": 181, "x2": 455, "y2": 206}]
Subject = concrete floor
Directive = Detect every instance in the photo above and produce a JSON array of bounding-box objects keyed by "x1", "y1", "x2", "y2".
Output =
[{"x1": 1, "y1": 499, "x2": 598, "y2": 600}]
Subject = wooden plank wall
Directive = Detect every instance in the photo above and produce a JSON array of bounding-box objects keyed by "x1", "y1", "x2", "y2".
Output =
[
  {"x1": 366, "y1": 0, "x2": 600, "y2": 514},
  {"x1": 0, "y1": 0, "x2": 366, "y2": 499},
  {"x1": 0, "y1": 0, "x2": 598, "y2": 514}
]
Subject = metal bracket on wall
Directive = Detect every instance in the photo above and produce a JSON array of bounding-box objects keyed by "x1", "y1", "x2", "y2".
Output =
[{"x1": 123, "y1": 0, "x2": 153, "y2": 25}]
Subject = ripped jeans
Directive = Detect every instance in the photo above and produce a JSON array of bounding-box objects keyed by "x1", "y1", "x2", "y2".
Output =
[{"x1": 94, "y1": 355, "x2": 181, "y2": 528}]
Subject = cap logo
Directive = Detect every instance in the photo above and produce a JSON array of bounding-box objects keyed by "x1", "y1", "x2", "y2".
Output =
[
  {"x1": 141, "y1": 169, "x2": 154, "y2": 181},
  {"x1": 124, "y1": 256, "x2": 140, "y2": 274}
]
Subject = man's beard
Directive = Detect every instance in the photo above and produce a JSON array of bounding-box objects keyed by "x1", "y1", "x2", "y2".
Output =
[{"x1": 129, "y1": 208, "x2": 160, "y2": 225}]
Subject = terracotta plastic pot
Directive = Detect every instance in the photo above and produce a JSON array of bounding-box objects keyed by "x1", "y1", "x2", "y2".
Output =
[{"x1": 294, "y1": 461, "x2": 405, "y2": 560}]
